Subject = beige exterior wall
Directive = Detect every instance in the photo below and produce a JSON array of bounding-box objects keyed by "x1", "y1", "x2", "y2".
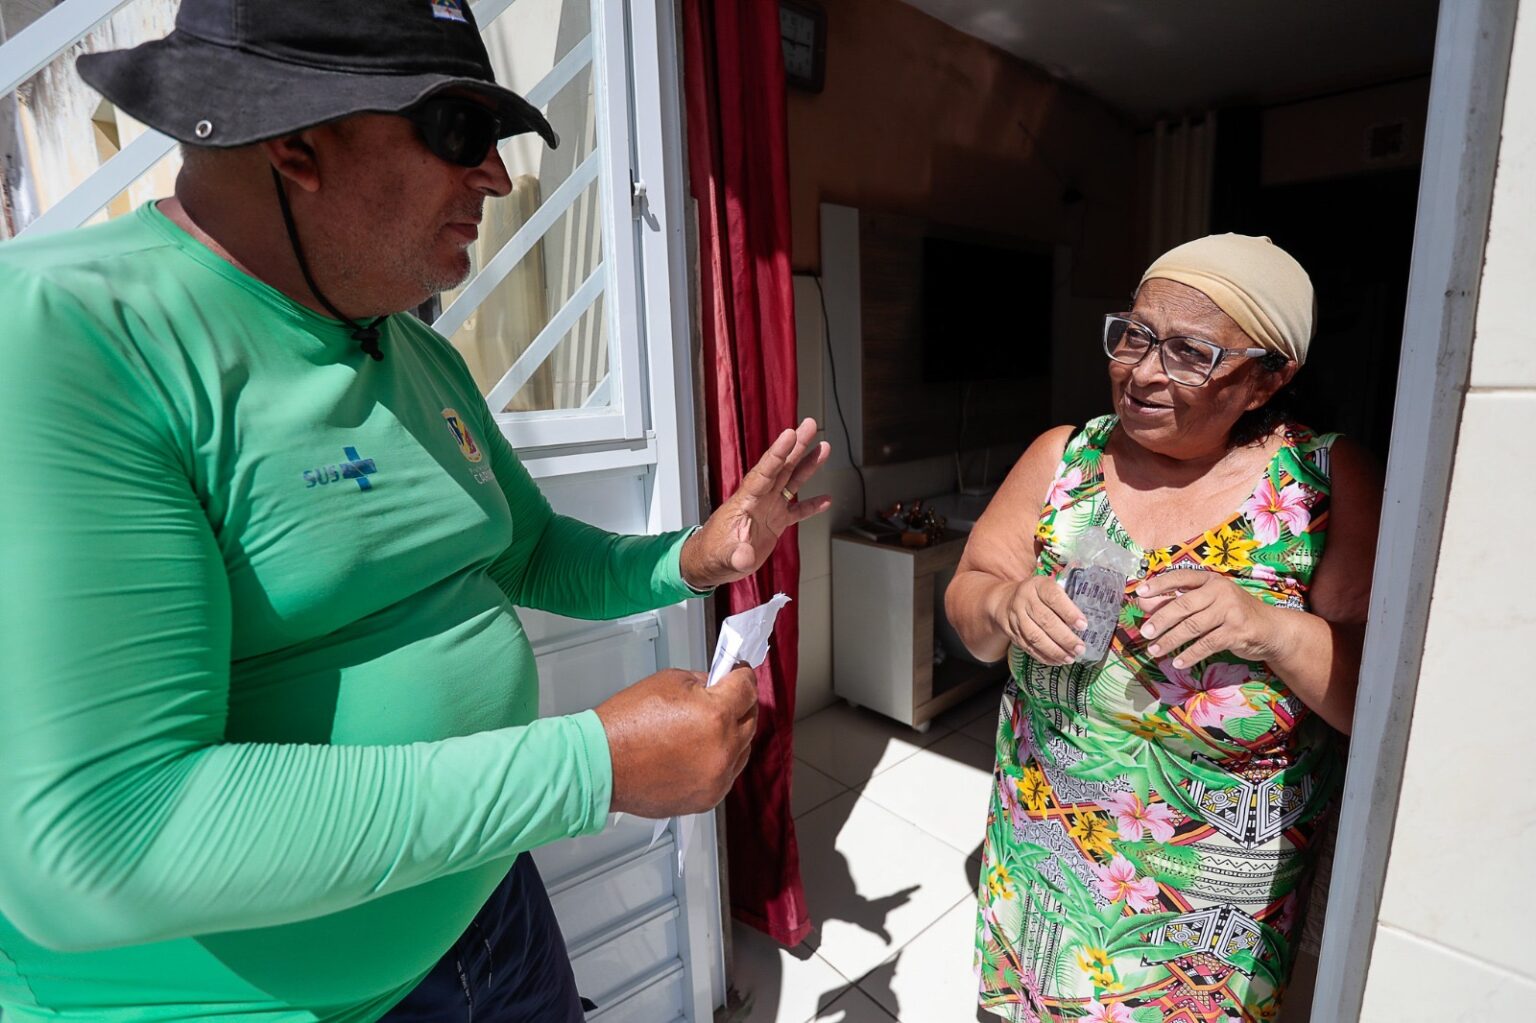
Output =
[
  {"x1": 3, "y1": 0, "x2": 181, "y2": 236},
  {"x1": 1358, "y1": 2, "x2": 1536, "y2": 1015}
]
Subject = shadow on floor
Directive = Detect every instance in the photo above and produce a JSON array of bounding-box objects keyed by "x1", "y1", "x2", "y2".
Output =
[{"x1": 727, "y1": 685, "x2": 1007, "y2": 1022}]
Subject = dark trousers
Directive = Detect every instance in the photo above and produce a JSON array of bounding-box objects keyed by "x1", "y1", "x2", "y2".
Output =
[{"x1": 381, "y1": 854, "x2": 585, "y2": 1023}]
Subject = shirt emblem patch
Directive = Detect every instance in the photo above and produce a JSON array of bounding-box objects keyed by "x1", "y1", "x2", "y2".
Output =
[
  {"x1": 442, "y1": 408, "x2": 484, "y2": 463},
  {"x1": 430, "y1": 0, "x2": 468, "y2": 23}
]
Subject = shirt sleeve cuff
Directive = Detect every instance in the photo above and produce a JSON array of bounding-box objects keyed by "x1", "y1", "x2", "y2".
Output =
[
  {"x1": 657, "y1": 525, "x2": 715, "y2": 599},
  {"x1": 571, "y1": 709, "x2": 615, "y2": 834}
]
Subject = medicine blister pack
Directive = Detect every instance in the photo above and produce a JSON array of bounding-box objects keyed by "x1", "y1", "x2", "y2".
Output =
[
  {"x1": 1054, "y1": 524, "x2": 1142, "y2": 664},
  {"x1": 1062, "y1": 564, "x2": 1128, "y2": 663}
]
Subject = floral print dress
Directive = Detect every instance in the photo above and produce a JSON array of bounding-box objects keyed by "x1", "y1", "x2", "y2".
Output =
[{"x1": 975, "y1": 416, "x2": 1344, "y2": 1023}]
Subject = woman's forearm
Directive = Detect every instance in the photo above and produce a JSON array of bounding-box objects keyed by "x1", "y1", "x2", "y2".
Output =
[
  {"x1": 1260, "y1": 605, "x2": 1362, "y2": 735},
  {"x1": 945, "y1": 570, "x2": 1016, "y2": 663}
]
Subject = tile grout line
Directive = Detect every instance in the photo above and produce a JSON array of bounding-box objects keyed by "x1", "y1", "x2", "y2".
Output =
[
  {"x1": 851, "y1": 788, "x2": 991, "y2": 861},
  {"x1": 799, "y1": 976, "x2": 901, "y2": 1023},
  {"x1": 792, "y1": 758, "x2": 853, "y2": 822},
  {"x1": 950, "y1": 729, "x2": 999, "y2": 754},
  {"x1": 846, "y1": 889, "x2": 980, "y2": 1022},
  {"x1": 801, "y1": 954, "x2": 898, "y2": 1023},
  {"x1": 786, "y1": 699, "x2": 1000, "y2": 1022},
  {"x1": 792, "y1": 796, "x2": 844, "y2": 822},
  {"x1": 846, "y1": 735, "x2": 997, "y2": 859},
  {"x1": 798, "y1": 852, "x2": 979, "y2": 1012},
  {"x1": 1377, "y1": 921, "x2": 1536, "y2": 988},
  {"x1": 795, "y1": 733, "x2": 949, "y2": 791}
]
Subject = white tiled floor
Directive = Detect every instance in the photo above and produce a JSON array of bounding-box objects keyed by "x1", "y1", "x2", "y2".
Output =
[{"x1": 725, "y1": 686, "x2": 1005, "y2": 1023}]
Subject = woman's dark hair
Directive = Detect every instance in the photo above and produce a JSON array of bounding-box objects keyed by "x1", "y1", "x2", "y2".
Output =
[{"x1": 1231, "y1": 351, "x2": 1305, "y2": 447}]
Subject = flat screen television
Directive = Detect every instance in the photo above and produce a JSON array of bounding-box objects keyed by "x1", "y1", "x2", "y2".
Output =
[{"x1": 921, "y1": 235, "x2": 1053, "y2": 382}]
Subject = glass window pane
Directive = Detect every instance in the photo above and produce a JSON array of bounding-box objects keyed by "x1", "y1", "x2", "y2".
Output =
[
  {"x1": 500, "y1": 293, "x2": 609, "y2": 413},
  {"x1": 4, "y1": 0, "x2": 182, "y2": 238},
  {"x1": 442, "y1": 172, "x2": 609, "y2": 412},
  {"x1": 440, "y1": 0, "x2": 614, "y2": 416}
]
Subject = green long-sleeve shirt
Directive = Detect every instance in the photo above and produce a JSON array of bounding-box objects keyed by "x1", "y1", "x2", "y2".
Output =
[{"x1": 0, "y1": 203, "x2": 699, "y2": 1021}]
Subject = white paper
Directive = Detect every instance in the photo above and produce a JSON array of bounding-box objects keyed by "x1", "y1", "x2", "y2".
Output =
[
  {"x1": 708, "y1": 592, "x2": 793, "y2": 686},
  {"x1": 650, "y1": 593, "x2": 793, "y2": 870}
]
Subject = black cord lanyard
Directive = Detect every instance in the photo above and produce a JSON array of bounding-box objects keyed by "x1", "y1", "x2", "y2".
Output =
[{"x1": 271, "y1": 168, "x2": 386, "y2": 360}]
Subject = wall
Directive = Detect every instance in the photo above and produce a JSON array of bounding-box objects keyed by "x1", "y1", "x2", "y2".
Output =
[
  {"x1": 793, "y1": 272, "x2": 983, "y2": 719},
  {"x1": 784, "y1": 0, "x2": 1138, "y2": 719},
  {"x1": 2, "y1": 0, "x2": 182, "y2": 237},
  {"x1": 1357, "y1": 3, "x2": 1536, "y2": 1015},
  {"x1": 785, "y1": 0, "x2": 1137, "y2": 291},
  {"x1": 1262, "y1": 77, "x2": 1432, "y2": 187}
]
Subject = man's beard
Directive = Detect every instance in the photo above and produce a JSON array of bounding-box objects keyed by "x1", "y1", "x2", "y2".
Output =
[
  {"x1": 416, "y1": 203, "x2": 483, "y2": 300},
  {"x1": 422, "y1": 249, "x2": 475, "y2": 297},
  {"x1": 326, "y1": 209, "x2": 481, "y2": 316}
]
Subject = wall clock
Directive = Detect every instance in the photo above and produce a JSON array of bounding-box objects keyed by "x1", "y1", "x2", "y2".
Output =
[{"x1": 780, "y1": 0, "x2": 826, "y2": 93}]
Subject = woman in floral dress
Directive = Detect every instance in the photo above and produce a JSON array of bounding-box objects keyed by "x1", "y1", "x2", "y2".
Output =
[{"x1": 946, "y1": 235, "x2": 1383, "y2": 1022}]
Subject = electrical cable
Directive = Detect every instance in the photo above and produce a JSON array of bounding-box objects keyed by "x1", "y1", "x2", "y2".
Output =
[{"x1": 811, "y1": 274, "x2": 868, "y2": 519}]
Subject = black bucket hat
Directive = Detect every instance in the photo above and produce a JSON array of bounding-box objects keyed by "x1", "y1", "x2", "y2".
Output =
[{"x1": 76, "y1": 0, "x2": 558, "y2": 149}]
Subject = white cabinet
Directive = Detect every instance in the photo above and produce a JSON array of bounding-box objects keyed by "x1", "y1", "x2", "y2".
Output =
[{"x1": 831, "y1": 533, "x2": 1006, "y2": 731}]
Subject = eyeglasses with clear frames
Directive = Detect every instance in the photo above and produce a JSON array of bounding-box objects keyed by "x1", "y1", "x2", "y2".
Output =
[{"x1": 1102, "y1": 313, "x2": 1276, "y2": 387}]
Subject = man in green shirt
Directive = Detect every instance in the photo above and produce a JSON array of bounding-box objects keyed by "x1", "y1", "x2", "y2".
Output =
[{"x1": 0, "y1": 1, "x2": 830, "y2": 1020}]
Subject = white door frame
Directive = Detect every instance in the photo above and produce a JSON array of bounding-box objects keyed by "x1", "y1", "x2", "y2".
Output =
[
  {"x1": 630, "y1": 0, "x2": 726, "y2": 1016},
  {"x1": 1309, "y1": 1, "x2": 1521, "y2": 1019}
]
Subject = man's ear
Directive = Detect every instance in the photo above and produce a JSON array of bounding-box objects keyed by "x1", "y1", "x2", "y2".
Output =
[{"x1": 262, "y1": 133, "x2": 322, "y2": 194}]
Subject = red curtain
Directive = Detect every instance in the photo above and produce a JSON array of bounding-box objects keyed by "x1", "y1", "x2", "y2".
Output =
[{"x1": 682, "y1": 0, "x2": 810, "y2": 947}]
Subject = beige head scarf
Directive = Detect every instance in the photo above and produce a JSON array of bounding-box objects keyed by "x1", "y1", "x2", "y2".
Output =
[{"x1": 1138, "y1": 234, "x2": 1315, "y2": 365}]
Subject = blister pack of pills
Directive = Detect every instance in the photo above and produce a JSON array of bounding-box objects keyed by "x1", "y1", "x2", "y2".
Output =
[{"x1": 1058, "y1": 525, "x2": 1140, "y2": 664}]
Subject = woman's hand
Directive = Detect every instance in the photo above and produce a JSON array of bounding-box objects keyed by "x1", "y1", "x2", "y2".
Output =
[
  {"x1": 990, "y1": 575, "x2": 1090, "y2": 666},
  {"x1": 1136, "y1": 569, "x2": 1294, "y2": 669},
  {"x1": 944, "y1": 424, "x2": 1078, "y2": 664}
]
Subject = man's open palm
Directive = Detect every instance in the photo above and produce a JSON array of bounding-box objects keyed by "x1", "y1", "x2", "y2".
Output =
[{"x1": 681, "y1": 418, "x2": 833, "y2": 590}]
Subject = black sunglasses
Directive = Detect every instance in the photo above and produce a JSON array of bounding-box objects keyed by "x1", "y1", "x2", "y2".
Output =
[{"x1": 406, "y1": 97, "x2": 508, "y2": 168}]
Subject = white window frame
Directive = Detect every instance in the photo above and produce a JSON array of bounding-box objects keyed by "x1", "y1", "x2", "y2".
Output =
[
  {"x1": 451, "y1": 0, "x2": 648, "y2": 451},
  {"x1": 2, "y1": 0, "x2": 650, "y2": 452},
  {"x1": 628, "y1": 0, "x2": 725, "y2": 1013}
]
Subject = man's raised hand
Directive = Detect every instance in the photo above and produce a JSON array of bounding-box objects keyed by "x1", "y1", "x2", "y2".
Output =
[{"x1": 680, "y1": 418, "x2": 833, "y2": 591}]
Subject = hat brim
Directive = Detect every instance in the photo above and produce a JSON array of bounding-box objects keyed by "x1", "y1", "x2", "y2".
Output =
[{"x1": 76, "y1": 32, "x2": 559, "y2": 149}]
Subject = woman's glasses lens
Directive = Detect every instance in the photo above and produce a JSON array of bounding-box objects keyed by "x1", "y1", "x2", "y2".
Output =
[
  {"x1": 1162, "y1": 338, "x2": 1218, "y2": 384},
  {"x1": 1104, "y1": 317, "x2": 1150, "y2": 362}
]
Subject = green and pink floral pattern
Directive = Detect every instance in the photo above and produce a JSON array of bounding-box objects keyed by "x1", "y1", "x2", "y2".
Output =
[{"x1": 975, "y1": 416, "x2": 1344, "y2": 1023}]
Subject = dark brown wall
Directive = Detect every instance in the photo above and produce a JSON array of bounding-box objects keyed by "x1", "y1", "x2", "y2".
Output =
[
  {"x1": 784, "y1": 0, "x2": 1145, "y2": 443},
  {"x1": 785, "y1": 0, "x2": 1141, "y2": 301}
]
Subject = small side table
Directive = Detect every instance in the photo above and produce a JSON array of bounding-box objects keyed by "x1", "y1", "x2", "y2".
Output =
[{"x1": 831, "y1": 531, "x2": 1006, "y2": 731}]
